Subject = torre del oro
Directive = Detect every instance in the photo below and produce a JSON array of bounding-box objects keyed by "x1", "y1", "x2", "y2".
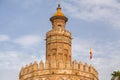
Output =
[{"x1": 19, "y1": 4, "x2": 98, "y2": 80}]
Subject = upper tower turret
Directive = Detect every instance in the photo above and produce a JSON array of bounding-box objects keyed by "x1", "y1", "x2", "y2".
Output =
[
  {"x1": 50, "y1": 4, "x2": 68, "y2": 30},
  {"x1": 46, "y1": 4, "x2": 72, "y2": 64}
]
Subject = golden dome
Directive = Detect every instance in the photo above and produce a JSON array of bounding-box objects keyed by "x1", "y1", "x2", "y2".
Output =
[{"x1": 54, "y1": 4, "x2": 64, "y2": 16}]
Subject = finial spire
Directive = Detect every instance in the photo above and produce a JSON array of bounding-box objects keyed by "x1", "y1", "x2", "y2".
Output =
[
  {"x1": 57, "y1": 2, "x2": 61, "y2": 9},
  {"x1": 53, "y1": 3, "x2": 64, "y2": 16},
  {"x1": 58, "y1": 0, "x2": 60, "y2": 7},
  {"x1": 50, "y1": 3, "x2": 68, "y2": 22},
  {"x1": 58, "y1": 2, "x2": 60, "y2": 8}
]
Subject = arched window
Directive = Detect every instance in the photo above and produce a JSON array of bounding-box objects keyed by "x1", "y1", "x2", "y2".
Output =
[
  {"x1": 51, "y1": 49, "x2": 56, "y2": 60},
  {"x1": 52, "y1": 48, "x2": 56, "y2": 53},
  {"x1": 57, "y1": 24, "x2": 62, "y2": 29},
  {"x1": 58, "y1": 53, "x2": 63, "y2": 60},
  {"x1": 53, "y1": 53, "x2": 56, "y2": 60}
]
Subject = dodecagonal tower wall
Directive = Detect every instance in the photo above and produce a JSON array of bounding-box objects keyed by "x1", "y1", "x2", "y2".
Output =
[
  {"x1": 19, "y1": 4, "x2": 99, "y2": 80},
  {"x1": 19, "y1": 61, "x2": 98, "y2": 80}
]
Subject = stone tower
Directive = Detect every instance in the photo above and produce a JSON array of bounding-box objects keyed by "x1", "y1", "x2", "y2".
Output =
[
  {"x1": 19, "y1": 4, "x2": 98, "y2": 80},
  {"x1": 46, "y1": 4, "x2": 71, "y2": 64}
]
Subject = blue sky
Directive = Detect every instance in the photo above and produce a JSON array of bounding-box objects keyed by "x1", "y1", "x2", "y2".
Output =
[{"x1": 0, "y1": 0, "x2": 120, "y2": 80}]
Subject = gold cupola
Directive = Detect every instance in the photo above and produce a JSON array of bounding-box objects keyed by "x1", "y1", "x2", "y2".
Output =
[
  {"x1": 50, "y1": 4, "x2": 68, "y2": 23},
  {"x1": 50, "y1": 4, "x2": 68, "y2": 30},
  {"x1": 54, "y1": 4, "x2": 64, "y2": 16}
]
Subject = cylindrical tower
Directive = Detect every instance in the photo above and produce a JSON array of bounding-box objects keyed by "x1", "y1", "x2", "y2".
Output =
[{"x1": 46, "y1": 4, "x2": 72, "y2": 63}]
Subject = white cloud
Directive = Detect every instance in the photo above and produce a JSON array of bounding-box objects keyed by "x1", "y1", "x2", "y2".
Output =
[
  {"x1": 0, "y1": 35, "x2": 45, "y2": 80},
  {"x1": 14, "y1": 35, "x2": 43, "y2": 47},
  {"x1": 62, "y1": 0, "x2": 120, "y2": 28},
  {"x1": 0, "y1": 35, "x2": 10, "y2": 42},
  {"x1": 0, "y1": 50, "x2": 44, "y2": 80},
  {"x1": 72, "y1": 37, "x2": 120, "y2": 80},
  {"x1": 0, "y1": 36, "x2": 119, "y2": 80},
  {"x1": 72, "y1": 37, "x2": 95, "y2": 55},
  {"x1": 0, "y1": 50, "x2": 40, "y2": 69}
]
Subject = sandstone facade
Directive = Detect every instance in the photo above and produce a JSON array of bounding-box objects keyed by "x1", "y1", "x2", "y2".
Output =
[{"x1": 19, "y1": 4, "x2": 98, "y2": 80}]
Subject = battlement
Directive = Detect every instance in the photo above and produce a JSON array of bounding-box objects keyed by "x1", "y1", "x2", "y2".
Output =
[{"x1": 19, "y1": 60, "x2": 98, "y2": 79}]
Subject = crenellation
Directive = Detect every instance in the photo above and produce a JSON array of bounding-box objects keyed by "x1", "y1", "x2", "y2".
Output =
[
  {"x1": 24, "y1": 64, "x2": 29, "y2": 74},
  {"x1": 28, "y1": 63, "x2": 33, "y2": 73},
  {"x1": 89, "y1": 65, "x2": 93, "y2": 73},
  {"x1": 39, "y1": 60, "x2": 44, "y2": 70},
  {"x1": 20, "y1": 67, "x2": 24, "y2": 76},
  {"x1": 33, "y1": 61, "x2": 38, "y2": 71},
  {"x1": 84, "y1": 63, "x2": 89, "y2": 72},
  {"x1": 93, "y1": 67, "x2": 96, "y2": 75},
  {"x1": 73, "y1": 60, "x2": 78, "y2": 69},
  {"x1": 79, "y1": 61, "x2": 83, "y2": 71},
  {"x1": 20, "y1": 60, "x2": 98, "y2": 80}
]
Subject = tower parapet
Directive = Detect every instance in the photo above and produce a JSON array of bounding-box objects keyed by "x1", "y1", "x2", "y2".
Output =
[{"x1": 19, "y1": 60, "x2": 98, "y2": 80}]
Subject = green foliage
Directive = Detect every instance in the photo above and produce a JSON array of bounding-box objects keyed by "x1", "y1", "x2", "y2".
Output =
[{"x1": 111, "y1": 70, "x2": 120, "y2": 80}]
